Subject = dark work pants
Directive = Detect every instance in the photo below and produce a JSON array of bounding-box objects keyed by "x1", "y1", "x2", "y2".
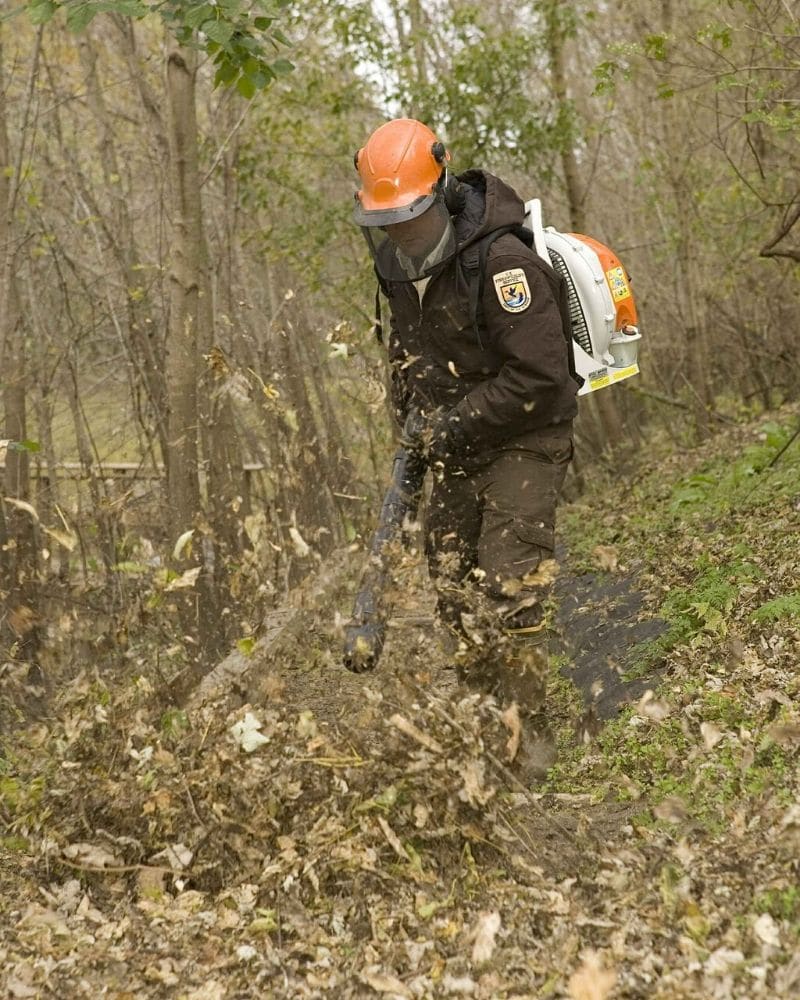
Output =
[{"x1": 425, "y1": 426, "x2": 573, "y2": 640}]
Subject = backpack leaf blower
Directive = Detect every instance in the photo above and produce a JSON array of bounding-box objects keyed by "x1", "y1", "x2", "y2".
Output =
[{"x1": 526, "y1": 199, "x2": 641, "y2": 394}]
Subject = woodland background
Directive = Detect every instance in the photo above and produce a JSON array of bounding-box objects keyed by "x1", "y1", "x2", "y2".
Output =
[
  {"x1": 2, "y1": 4, "x2": 800, "y2": 997},
  {"x1": 1, "y1": 0, "x2": 798, "y2": 677}
]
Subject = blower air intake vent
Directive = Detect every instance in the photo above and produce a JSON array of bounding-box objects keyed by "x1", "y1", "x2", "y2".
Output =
[{"x1": 547, "y1": 249, "x2": 593, "y2": 356}]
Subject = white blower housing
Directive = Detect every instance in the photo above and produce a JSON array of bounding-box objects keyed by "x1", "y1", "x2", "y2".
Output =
[{"x1": 525, "y1": 199, "x2": 641, "y2": 395}]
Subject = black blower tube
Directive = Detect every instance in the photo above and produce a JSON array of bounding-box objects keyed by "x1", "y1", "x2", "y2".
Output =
[{"x1": 343, "y1": 446, "x2": 428, "y2": 673}]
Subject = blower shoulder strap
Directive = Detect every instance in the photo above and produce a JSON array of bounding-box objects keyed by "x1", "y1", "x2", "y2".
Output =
[{"x1": 460, "y1": 225, "x2": 580, "y2": 386}]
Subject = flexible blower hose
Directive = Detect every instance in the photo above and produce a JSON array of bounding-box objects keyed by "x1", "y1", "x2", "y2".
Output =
[{"x1": 343, "y1": 447, "x2": 427, "y2": 673}]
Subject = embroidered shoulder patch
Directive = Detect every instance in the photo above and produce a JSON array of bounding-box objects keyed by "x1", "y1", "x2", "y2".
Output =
[{"x1": 493, "y1": 268, "x2": 531, "y2": 313}]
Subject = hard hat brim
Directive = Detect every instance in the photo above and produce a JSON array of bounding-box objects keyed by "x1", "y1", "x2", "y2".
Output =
[{"x1": 352, "y1": 190, "x2": 437, "y2": 228}]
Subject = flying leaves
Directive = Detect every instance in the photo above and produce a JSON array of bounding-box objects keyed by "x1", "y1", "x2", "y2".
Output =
[
  {"x1": 230, "y1": 711, "x2": 270, "y2": 753},
  {"x1": 568, "y1": 951, "x2": 617, "y2": 1000},
  {"x1": 469, "y1": 910, "x2": 501, "y2": 965},
  {"x1": 3, "y1": 496, "x2": 78, "y2": 551}
]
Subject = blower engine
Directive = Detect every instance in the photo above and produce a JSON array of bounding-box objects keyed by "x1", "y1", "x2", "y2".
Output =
[{"x1": 525, "y1": 199, "x2": 641, "y2": 394}]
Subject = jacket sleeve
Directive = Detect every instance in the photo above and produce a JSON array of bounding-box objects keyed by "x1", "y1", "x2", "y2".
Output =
[{"x1": 451, "y1": 253, "x2": 577, "y2": 448}]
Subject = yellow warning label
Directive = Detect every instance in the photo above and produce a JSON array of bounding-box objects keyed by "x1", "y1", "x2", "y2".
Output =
[
  {"x1": 609, "y1": 364, "x2": 639, "y2": 383},
  {"x1": 583, "y1": 363, "x2": 639, "y2": 395},
  {"x1": 606, "y1": 265, "x2": 631, "y2": 303}
]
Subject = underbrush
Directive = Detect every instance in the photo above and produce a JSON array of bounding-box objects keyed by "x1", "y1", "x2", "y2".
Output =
[{"x1": 533, "y1": 410, "x2": 800, "y2": 992}]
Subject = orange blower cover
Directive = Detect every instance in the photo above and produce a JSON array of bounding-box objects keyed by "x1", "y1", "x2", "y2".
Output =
[{"x1": 570, "y1": 233, "x2": 638, "y2": 331}]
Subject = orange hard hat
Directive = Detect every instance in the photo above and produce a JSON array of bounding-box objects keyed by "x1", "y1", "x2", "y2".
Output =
[{"x1": 353, "y1": 118, "x2": 450, "y2": 227}]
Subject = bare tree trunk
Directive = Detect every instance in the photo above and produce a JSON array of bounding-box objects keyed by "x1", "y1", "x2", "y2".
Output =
[
  {"x1": 543, "y1": 1, "x2": 625, "y2": 453},
  {"x1": 659, "y1": 0, "x2": 711, "y2": 440},
  {"x1": 165, "y1": 45, "x2": 235, "y2": 658},
  {"x1": 77, "y1": 29, "x2": 169, "y2": 465},
  {"x1": 165, "y1": 47, "x2": 204, "y2": 631},
  {"x1": 294, "y1": 302, "x2": 356, "y2": 536},
  {"x1": 203, "y1": 92, "x2": 248, "y2": 642},
  {"x1": 543, "y1": 3, "x2": 585, "y2": 235},
  {"x1": 0, "y1": 27, "x2": 42, "y2": 662},
  {"x1": 406, "y1": 0, "x2": 428, "y2": 114}
]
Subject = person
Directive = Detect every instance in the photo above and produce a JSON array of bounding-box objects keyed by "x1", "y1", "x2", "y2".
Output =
[{"x1": 352, "y1": 118, "x2": 579, "y2": 780}]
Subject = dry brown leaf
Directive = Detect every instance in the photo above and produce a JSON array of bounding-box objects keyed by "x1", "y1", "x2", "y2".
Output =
[
  {"x1": 376, "y1": 816, "x2": 411, "y2": 863},
  {"x1": 150, "y1": 842, "x2": 193, "y2": 871},
  {"x1": 137, "y1": 867, "x2": 166, "y2": 898},
  {"x1": 6, "y1": 965, "x2": 39, "y2": 1000},
  {"x1": 62, "y1": 842, "x2": 124, "y2": 868},
  {"x1": 441, "y1": 973, "x2": 477, "y2": 995},
  {"x1": 766, "y1": 722, "x2": 800, "y2": 746},
  {"x1": 501, "y1": 702, "x2": 521, "y2": 763},
  {"x1": 653, "y1": 795, "x2": 688, "y2": 824},
  {"x1": 636, "y1": 689, "x2": 671, "y2": 722},
  {"x1": 3, "y1": 496, "x2": 39, "y2": 521},
  {"x1": 700, "y1": 721, "x2": 724, "y2": 749},
  {"x1": 164, "y1": 566, "x2": 202, "y2": 591},
  {"x1": 568, "y1": 950, "x2": 617, "y2": 1000},
  {"x1": 42, "y1": 525, "x2": 78, "y2": 552},
  {"x1": 359, "y1": 967, "x2": 412, "y2": 997},
  {"x1": 470, "y1": 910, "x2": 501, "y2": 965},
  {"x1": 456, "y1": 759, "x2": 494, "y2": 808},
  {"x1": 521, "y1": 557, "x2": 559, "y2": 589},
  {"x1": 753, "y1": 912, "x2": 781, "y2": 947},
  {"x1": 259, "y1": 672, "x2": 286, "y2": 702},
  {"x1": 592, "y1": 545, "x2": 619, "y2": 573},
  {"x1": 389, "y1": 713, "x2": 443, "y2": 753},
  {"x1": 289, "y1": 525, "x2": 311, "y2": 557},
  {"x1": 7, "y1": 605, "x2": 38, "y2": 637}
]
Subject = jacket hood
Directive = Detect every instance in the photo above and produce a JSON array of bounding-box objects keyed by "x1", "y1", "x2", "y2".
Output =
[{"x1": 453, "y1": 169, "x2": 526, "y2": 250}]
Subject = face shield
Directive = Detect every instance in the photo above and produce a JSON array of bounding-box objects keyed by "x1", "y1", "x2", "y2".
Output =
[{"x1": 356, "y1": 187, "x2": 457, "y2": 283}]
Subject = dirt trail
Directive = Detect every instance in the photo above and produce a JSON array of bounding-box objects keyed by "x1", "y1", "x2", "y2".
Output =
[
  {"x1": 224, "y1": 551, "x2": 666, "y2": 879},
  {"x1": 554, "y1": 564, "x2": 667, "y2": 719}
]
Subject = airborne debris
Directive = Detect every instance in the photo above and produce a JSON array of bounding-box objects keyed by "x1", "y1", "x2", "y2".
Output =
[
  {"x1": 700, "y1": 720, "x2": 725, "y2": 748},
  {"x1": 753, "y1": 912, "x2": 781, "y2": 947},
  {"x1": 568, "y1": 949, "x2": 617, "y2": 1000},
  {"x1": 469, "y1": 909, "x2": 501, "y2": 965},
  {"x1": 229, "y1": 711, "x2": 270, "y2": 752},
  {"x1": 289, "y1": 525, "x2": 311, "y2": 557}
]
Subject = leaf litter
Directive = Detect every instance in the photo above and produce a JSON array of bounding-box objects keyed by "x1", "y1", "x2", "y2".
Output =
[{"x1": 3, "y1": 407, "x2": 800, "y2": 997}]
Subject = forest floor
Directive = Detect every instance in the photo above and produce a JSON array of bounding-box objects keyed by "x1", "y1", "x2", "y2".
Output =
[{"x1": 2, "y1": 404, "x2": 800, "y2": 999}]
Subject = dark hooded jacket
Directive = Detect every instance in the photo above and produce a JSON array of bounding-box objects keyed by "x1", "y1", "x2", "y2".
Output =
[{"x1": 383, "y1": 170, "x2": 579, "y2": 455}]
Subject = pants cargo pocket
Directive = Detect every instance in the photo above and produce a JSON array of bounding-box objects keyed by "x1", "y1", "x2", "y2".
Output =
[{"x1": 478, "y1": 513, "x2": 555, "y2": 602}]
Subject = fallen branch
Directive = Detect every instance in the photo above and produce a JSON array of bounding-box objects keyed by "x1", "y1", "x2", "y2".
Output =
[
  {"x1": 184, "y1": 548, "x2": 352, "y2": 710},
  {"x1": 388, "y1": 713, "x2": 444, "y2": 753}
]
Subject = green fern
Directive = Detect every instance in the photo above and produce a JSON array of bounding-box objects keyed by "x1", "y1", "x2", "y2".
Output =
[{"x1": 752, "y1": 591, "x2": 800, "y2": 624}]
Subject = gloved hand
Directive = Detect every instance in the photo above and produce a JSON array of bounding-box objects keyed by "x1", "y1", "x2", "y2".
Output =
[{"x1": 402, "y1": 405, "x2": 468, "y2": 463}]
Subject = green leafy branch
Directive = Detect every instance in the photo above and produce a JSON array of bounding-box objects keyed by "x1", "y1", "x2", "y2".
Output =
[{"x1": 25, "y1": 0, "x2": 293, "y2": 98}]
